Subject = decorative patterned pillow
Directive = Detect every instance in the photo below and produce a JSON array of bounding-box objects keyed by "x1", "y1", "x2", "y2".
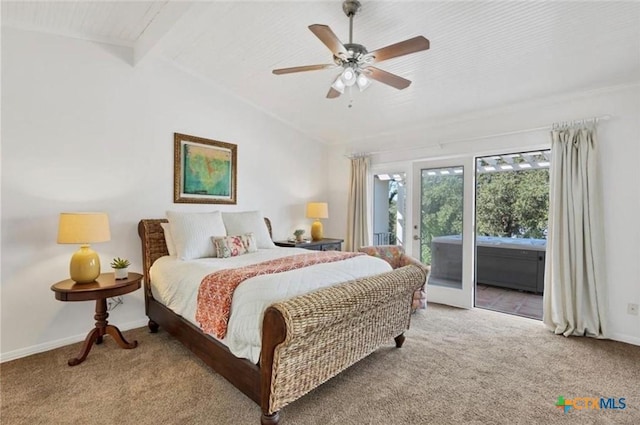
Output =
[
  {"x1": 242, "y1": 233, "x2": 258, "y2": 253},
  {"x1": 212, "y1": 234, "x2": 258, "y2": 258},
  {"x1": 212, "y1": 233, "x2": 259, "y2": 258}
]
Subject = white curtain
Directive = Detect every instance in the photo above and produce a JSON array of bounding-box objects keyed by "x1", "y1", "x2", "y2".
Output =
[
  {"x1": 346, "y1": 156, "x2": 370, "y2": 252},
  {"x1": 543, "y1": 123, "x2": 607, "y2": 338}
]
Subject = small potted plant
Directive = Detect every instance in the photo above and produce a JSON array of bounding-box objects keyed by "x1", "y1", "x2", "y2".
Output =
[
  {"x1": 111, "y1": 257, "x2": 131, "y2": 280},
  {"x1": 293, "y1": 229, "x2": 305, "y2": 242}
]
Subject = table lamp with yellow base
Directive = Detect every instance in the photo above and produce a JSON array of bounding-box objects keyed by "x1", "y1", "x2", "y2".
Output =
[
  {"x1": 57, "y1": 212, "x2": 111, "y2": 283},
  {"x1": 306, "y1": 202, "x2": 328, "y2": 241}
]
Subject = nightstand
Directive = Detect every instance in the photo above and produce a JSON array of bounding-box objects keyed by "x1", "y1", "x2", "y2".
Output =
[
  {"x1": 51, "y1": 272, "x2": 142, "y2": 366},
  {"x1": 274, "y1": 238, "x2": 343, "y2": 251}
]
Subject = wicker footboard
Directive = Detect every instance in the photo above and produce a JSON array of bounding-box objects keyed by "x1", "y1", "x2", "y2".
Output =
[{"x1": 260, "y1": 265, "x2": 427, "y2": 419}]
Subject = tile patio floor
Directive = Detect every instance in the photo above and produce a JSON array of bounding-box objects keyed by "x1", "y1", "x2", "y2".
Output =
[{"x1": 475, "y1": 284, "x2": 543, "y2": 320}]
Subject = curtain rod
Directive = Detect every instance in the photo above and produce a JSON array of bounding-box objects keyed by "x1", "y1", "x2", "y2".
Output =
[
  {"x1": 344, "y1": 114, "x2": 612, "y2": 158},
  {"x1": 345, "y1": 152, "x2": 370, "y2": 159}
]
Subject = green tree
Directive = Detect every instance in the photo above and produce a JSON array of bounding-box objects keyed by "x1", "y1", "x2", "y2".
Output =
[
  {"x1": 476, "y1": 169, "x2": 549, "y2": 238},
  {"x1": 420, "y1": 174, "x2": 464, "y2": 264},
  {"x1": 388, "y1": 181, "x2": 398, "y2": 245}
]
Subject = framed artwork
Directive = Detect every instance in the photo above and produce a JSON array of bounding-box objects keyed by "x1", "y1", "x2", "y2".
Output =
[{"x1": 174, "y1": 133, "x2": 237, "y2": 204}]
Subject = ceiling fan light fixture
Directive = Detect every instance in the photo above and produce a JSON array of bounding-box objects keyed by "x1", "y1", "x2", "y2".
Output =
[
  {"x1": 272, "y1": 0, "x2": 430, "y2": 99},
  {"x1": 331, "y1": 75, "x2": 346, "y2": 93},
  {"x1": 356, "y1": 72, "x2": 371, "y2": 91},
  {"x1": 341, "y1": 67, "x2": 357, "y2": 86}
]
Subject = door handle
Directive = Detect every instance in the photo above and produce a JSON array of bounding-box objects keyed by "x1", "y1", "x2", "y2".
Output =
[{"x1": 413, "y1": 235, "x2": 420, "y2": 240}]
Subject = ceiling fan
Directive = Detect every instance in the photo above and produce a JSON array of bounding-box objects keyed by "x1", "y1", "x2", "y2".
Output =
[{"x1": 272, "y1": 0, "x2": 430, "y2": 99}]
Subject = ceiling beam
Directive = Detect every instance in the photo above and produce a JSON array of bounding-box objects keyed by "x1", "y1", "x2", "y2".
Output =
[{"x1": 133, "y1": 1, "x2": 195, "y2": 66}]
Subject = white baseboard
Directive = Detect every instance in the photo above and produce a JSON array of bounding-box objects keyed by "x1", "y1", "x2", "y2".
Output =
[
  {"x1": 609, "y1": 332, "x2": 640, "y2": 347},
  {"x1": 0, "y1": 318, "x2": 148, "y2": 363}
]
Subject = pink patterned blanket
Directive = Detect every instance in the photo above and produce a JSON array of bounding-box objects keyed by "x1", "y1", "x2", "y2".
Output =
[{"x1": 196, "y1": 251, "x2": 364, "y2": 339}]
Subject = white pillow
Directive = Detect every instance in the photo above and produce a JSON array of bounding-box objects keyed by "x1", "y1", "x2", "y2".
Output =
[
  {"x1": 166, "y1": 211, "x2": 227, "y2": 260},
  {"x1": 221, "y1": 211, "x2": 275, "y2": 249},
  {"x1": 160, "y1": 223, "x2": 176, "y2": 257}
]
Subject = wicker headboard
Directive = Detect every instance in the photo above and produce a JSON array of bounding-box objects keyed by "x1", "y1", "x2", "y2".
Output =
[{"x1": 137, "y1": 217, "x2": 273, "y2": 289}]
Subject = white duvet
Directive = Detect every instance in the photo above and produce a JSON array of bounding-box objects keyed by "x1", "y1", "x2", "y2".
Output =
[{"x1": 150, "y1": 248, "x2": 392, "y2": 363}]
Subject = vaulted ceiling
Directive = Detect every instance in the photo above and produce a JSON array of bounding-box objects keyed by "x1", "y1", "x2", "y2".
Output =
[{"x1": 3, "y1": 1, "x2": 639, "y2": 146}]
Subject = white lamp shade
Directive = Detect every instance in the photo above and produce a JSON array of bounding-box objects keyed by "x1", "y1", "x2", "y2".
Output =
[
  {"x1": 57, "y1": 212, "x2": 111, "y2": 244},
  {"x1": 357, "y1": 73, "x2": 371, "y2": 91},
  {"x1": 306, "y1": 202, "x2": 329, "y2": 219},
  {"x1": 341, "y1": 68, "x2": 357, "y2": 86},
  {"x1": 331, "y1": 75, "x2": 346, "y2": 94}
]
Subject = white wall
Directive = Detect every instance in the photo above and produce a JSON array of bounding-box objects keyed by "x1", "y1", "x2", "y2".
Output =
[
  {"x1": 1, "y1": 28, "x2": 328, "y2": 360},
  {"x1": 327, "y1": 84, "x2": 640, "y2": 345}
]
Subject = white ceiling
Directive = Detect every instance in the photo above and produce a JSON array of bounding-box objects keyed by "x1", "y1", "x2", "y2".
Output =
[{"x1": 3, "y1": 1, "x2": 639, "y2": 146}]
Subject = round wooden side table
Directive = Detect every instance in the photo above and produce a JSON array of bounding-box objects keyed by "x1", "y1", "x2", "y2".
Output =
[{"x1": 51, "y1": 272, "x2": 142, "y2": 366}]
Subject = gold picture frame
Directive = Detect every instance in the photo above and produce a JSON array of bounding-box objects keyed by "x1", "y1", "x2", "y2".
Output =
[{"x1": 174, "y1": 133, "x2": 237, "y2": 204}]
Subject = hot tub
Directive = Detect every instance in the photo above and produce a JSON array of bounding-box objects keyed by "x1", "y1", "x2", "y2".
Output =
[{"x1": 429, "y1": 235, "x2": 546, "y2": 294}]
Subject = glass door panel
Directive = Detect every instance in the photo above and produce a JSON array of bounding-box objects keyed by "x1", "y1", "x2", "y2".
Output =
[
  {"x1": 413, "y1": 158, "x2": 474, "y2": 308},
  {"x1": 474, "y1": 150, "x2": 550, "y2": 320},
  {"x1": 420, "y1": 166, "x2": 464, "y2": 289}
]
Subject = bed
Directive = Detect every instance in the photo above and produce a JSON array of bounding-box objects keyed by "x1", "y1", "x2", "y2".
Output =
[{"x1": 138, "y1": 216, "x2": 426, "y2": 425}]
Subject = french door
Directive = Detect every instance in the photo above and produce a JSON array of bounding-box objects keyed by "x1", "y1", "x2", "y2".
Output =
[{"x1": 412, "y1": 157, "x2": 475, "y2": 308}]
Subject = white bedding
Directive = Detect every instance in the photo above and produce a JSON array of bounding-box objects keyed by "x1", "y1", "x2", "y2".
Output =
[{"x1": 150, "y1": 248, "x2": 392, "y2": 363}]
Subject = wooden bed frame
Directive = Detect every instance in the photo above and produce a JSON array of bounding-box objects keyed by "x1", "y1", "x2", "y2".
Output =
[{"x1": 138, "y1": 218, "x2": 426, "y2": 424}]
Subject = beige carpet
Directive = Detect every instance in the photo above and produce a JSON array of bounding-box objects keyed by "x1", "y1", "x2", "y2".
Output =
[{"x1": 2, "y1": 304, "x2": 639, "y2": 425}]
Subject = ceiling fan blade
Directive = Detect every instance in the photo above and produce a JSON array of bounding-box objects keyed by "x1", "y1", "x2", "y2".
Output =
[
  {"x1": 366, "y1": 66, "x2": 412, "y2": 90},
  {"x1": 326, "y1": 87, "x2": 342, "y2": 99},
  {"x1": 368, "y1": 36, "x2": 430, "y2": 63},
  {"x1": 309, "y1": 24, "x2": 347, "y2": 56},
  {"x1": 272, "y1": 64, "x2": 335, "y2": 75}
]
